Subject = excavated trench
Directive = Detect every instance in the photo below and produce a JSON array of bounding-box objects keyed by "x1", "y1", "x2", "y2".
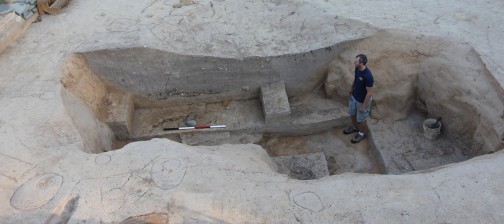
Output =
[{"x1": 61, "y1": 30, "x2": 504, "y2": 179}]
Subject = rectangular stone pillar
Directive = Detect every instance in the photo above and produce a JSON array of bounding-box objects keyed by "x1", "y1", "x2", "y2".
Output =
[
  {"x1": 104, "y1": 93, "x2": 134, "y2": 139},
  {"x1": 260, "y1": 81, "x2": 291, "y2": 124}
]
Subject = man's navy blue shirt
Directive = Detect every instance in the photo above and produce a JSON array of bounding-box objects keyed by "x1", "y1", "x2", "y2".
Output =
[{"x1": 352, "y1": 66, "x2": 374, "y2": 103}]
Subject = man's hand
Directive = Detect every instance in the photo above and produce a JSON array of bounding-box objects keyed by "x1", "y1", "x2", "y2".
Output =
[
  {"x1": 359, "y1": 105, "x2": 366, "y2": 113},
  {"x1": 359, "y1": 87, "x2": 373, "y2": 113}
]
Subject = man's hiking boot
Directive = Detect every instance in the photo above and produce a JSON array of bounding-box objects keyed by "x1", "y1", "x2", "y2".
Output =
[
  {"x1": 351, "y1": 133, "x2": 366, "y2": 144},
  {"x1": 343, "y1": 126, "x2": 359, "y2": 135}
]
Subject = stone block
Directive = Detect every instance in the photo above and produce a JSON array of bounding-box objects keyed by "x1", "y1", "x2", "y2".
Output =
[
  {"x1": 104, "y1": 93, "x2": 134, "y2": 139},
  {"x1": 272, "y1": 152, "x2": 329, "y2": 180},
  {"x1": 260, "y1": 81, "x2": 291, "y2": 123}
]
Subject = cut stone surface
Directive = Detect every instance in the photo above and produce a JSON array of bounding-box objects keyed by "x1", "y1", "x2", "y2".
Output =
[
  {"x1": 272, "y1": 152, "x2": 329, "y2": 180},
  {"x1": 104, "y1": 93, "x2": 134, "y2": 140},
  {"x1": 180, "y1": 131, "x2": 231, "y2": 146},
  {"x1": 289, "y1": 90, "x2": 348, "y2": 134},
  {"x1": 324, "y1": 68, "x2": 341, "y2": 99},
  {"x1": 260, "y1": 81, "x2": 291, "y2": 124},
  {"x1": 262, "y1": 127, "x2": 381, "y2": 175}
]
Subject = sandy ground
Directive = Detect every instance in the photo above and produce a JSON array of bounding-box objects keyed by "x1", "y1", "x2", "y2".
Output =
[{"x1": 0, "y1": 0, "x2": 504, "y2": 223}]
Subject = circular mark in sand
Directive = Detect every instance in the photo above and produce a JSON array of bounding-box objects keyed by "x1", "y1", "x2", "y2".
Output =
[
  {"x1": 107, "y1": 18, "x2": 139, "y2": 32},
  {"x1": 95, "y1": 154, "x2": 112, "y2": 165},
  {"x1": 101, "y1": 188, "x2": 126, "y2": 214},
  {"x1": 119, "y1": 212, "x2": 169, "y2": 224},
  {"x1": 150, "y1": 158, "x2": 186, "y2": 190},
  {"x1": 292, "y1": 191, "x2": 324, "y2": 213},
  {"x1": 10, "y1": 173, "x2": 63, "y2": 211},
  {"x1": 151, "y1": 23, "x2": 177, "y2": 42}
]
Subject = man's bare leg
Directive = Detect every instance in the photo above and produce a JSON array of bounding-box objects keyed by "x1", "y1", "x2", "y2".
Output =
[
  {"x1": 344, "y1": 116, "x2": 360, "y2": 134},
  {"x1": 351, "y1": 116, "x2": 358, "y2": 128},
  {"x1": 351, "y1": 120, "x2": 368, "y2": 143},
  {"x1": 357, "y1": 120, "x2": 368, "y2": 135}
]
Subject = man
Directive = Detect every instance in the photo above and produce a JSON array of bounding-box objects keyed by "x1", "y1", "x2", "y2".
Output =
[{"x1": 343, "y1": 54, "x2": 374, "y2": 144}]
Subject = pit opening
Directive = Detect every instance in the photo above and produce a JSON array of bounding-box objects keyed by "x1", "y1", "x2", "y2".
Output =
[{"x1": 61, "y1": 30, "x2": 504, "y2": 178}]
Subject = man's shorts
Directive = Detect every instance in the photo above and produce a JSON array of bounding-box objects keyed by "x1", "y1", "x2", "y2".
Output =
[{"x1": 348, "y1": 96, "x2": 372, "y2": 123}]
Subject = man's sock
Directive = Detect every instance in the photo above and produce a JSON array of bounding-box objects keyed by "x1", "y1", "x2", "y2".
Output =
[{"x1": 358, "y1": 131, "x2": 364, "y2": 136}]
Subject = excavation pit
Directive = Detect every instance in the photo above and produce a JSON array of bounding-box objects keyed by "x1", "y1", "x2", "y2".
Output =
[{"x1": 60, "y1": 30, "x2": 504, "y2": 177}]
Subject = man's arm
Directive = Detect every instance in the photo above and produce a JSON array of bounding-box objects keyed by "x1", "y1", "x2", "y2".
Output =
[
  {"x1": 349, "y1": 79, "x2": 355, "y2": 96},
  {"x1": 359, "y1": 86, "x2": 373, "y2": 112}
]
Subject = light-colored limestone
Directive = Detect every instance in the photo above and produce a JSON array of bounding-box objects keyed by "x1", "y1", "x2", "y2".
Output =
[
  {"x1": 0, "y1": 0, "x2": 503, "y2": 223},
  {"x1": 260, "y1": 81, "x2": 291, "y2": 124},
  {"x1": 104, "y1": 93, "x2": 134, "y2": 140}
]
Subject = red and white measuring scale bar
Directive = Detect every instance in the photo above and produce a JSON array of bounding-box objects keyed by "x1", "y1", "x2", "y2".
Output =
[{"x1": 163, "y1": 125, "x2": 226, "y2": 131}]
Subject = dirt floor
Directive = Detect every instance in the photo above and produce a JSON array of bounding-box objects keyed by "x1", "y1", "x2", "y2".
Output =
[
  {"x1": 369, "y1": 112, "x2": 470, "y2": 174},
  {"x1": 260, "y1": 127, "x2": 383, "y2": 175},
  {"x1": 132, "y1": 99, "x2": 264, "y2": 139}
]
